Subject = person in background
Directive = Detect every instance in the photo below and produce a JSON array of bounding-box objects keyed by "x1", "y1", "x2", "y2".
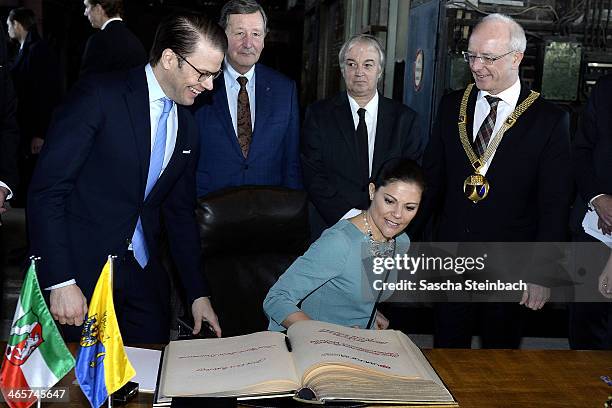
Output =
[
  {"x1": 194, "y1": 0, "x2": 301, "y2": 197},
  {"x1": 6, "y1": 7, "x2": 61, "y2": 207},
  {"x1": 264, "y1": 158, "x2": 424, "y2": 331},
  {"x1": 570, "y1": 74, "x2": 612, "y2": 350},
  {"x1": 0, "y1": 22, "x2": 18, "y2": 217},
  {"x1": 301, "y1": 34, "x2": 423, "y2": 241},
  {"x1": 80, "y1": 0, "x2": 147, "y2": 77},
  {"x1": 28, "y1": 14, "x2": 227, "y2": 343}
]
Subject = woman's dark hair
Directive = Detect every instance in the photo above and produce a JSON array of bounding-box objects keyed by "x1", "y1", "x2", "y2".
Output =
[
  {"x1": 149, "y1": 13, "x2": 228, "y2": 66},
  {"x1": 372, "y1": 158, "x2": 425, "y2": 192}
]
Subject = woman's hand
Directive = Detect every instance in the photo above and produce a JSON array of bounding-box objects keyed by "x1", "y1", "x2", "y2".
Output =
[
  {"x1": 281, "y1": 311, "x2": 312, "y2": 329},
  {"x1": 599, "y1": 252, "x2": 612, "y2": 299},
  {"x1": 374, "y1": 310, "x2": 389, "y2": 330}
]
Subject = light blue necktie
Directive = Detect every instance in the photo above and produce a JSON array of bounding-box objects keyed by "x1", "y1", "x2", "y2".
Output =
[{"x1": 132, "y1": 97, "x2": 174, "y2": 268}]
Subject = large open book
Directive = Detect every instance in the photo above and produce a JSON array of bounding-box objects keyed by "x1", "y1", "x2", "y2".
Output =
[{"x1": 155, "y1": 321, "x2": 457, "y2": 406}]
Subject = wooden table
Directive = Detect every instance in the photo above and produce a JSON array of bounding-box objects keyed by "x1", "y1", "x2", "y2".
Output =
[
  {"x1": 16, "y1": 348, "x2": 612, "y2": 407},
  {"x1": 425, "y1": 349, "x2": 612, "y2": 408}
]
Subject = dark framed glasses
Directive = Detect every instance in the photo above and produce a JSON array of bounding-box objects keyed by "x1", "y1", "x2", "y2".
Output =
[{"x1": 174, "y1": 51, "x2": 222, "y2": 82}]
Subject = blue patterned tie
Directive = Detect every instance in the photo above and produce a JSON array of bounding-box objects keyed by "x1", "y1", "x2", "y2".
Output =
[{"x1": 132, "y1": 97, "x2": 174, "y2": 268}]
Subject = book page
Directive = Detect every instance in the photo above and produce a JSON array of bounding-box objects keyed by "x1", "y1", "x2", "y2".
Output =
[
  {"x1": 395, "y1": 330, "x2": 450, "y2": 387},
  {"x1": 125, "y1": 346, "x2": 162, "y2": 392},
  {"x1": 287, "y1": 321, "x2": 425, "y2": 381},
  {"x1": 161, "y1": 331, "x2": 300, "y2": 397}
]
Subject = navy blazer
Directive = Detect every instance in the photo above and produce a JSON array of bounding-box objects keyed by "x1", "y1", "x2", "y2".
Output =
[
  {"x1": 27, "y1": 67, "x2": 206, "y2": 303},
  {"x1": 0, "y1": 66, "x2": 19, "y2": 190},
  {"x1": 10, "y1": 30, "x2": 61, "y2": 142},
  {"x1": 194, "y1": 63, "x2": 302, "y2": 197},
  {"x1": 80, "y1": 20, "x2": 147, "y2": 77}
]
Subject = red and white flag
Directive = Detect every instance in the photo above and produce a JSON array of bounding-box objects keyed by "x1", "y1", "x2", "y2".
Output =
[{"x1": 0, "y1": 260, "x2": 75, "y2": 408}]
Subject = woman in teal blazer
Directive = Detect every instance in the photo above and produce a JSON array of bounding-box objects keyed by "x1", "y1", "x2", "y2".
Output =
[{"x1": 264, "y1": 158, "x2": 424, "y2": 331}]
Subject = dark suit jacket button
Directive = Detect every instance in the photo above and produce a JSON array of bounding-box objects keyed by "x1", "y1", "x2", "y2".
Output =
[{"x1": 243, "y1": 164, "x2": 249, "y2": 170}]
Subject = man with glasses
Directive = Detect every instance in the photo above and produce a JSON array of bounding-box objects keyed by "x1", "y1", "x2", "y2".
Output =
[
  {"x1": 193, "y1": 0, "x2": 302, "y2": 197},
  {"x1": 27, "y1": 14, "x2": 227, "y2": 343},
  {"x1": 414, "y1": 13, "x2": 572, "y2": 348},
  {"x1": 80, "y1": 0, "x2": 147, "y2": 78},
  {"x1": 302, "y1": 34, "x2": 423, "y2": 241}
]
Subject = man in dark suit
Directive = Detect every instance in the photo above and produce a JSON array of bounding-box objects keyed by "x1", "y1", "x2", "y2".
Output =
[
  {"x1": 302, "y1": 34, "x2": 423, "y2": 240},
  {"x1": 0, "y1": 27, "x2": 19, "y2": 215},
  {"x1": 7, "y1": 7, "x2": 61, "y2": 207},
  {"x1": 417, "y1": 14, "x2": 572, "y2": 348},
  {"x1": 80, "y1": 0, "x2": 147, "y2": 77},
  {"x1": 194, "y1": 0, "x2": 301, "y2": 197},
  {"x1": 570, "y1": 74, "x2": 612, "y2": 350},
  {"x1": 0, "y1": 52, "x2": 19, "y2": 320},
  {"x1": 28, "y1": 14, "x2": 227, "y2": 343}
]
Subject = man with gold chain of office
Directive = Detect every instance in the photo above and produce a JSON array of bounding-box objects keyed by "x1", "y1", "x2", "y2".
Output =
[{"x1": 413, "y1": 13, "x2": 573, "y2": 348}]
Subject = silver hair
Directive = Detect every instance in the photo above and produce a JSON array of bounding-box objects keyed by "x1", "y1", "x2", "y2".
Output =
[
  {"x1": 476, "y1": 13, "x2": 526, "y2": 52},
  {"x1": 219, "y1": 0, "x2": 268, "y2": 33},
  {"x1": 338, "y1": 34, "x2": 385, "y2": 72}
]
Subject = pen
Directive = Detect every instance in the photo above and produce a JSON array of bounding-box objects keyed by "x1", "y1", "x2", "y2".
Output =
[{"x1": 284, "y1": 336, "x2": 292, "y2": 352}]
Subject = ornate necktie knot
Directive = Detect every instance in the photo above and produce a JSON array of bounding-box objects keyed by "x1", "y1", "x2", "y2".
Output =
[{"x1": 237, "y1": 76, "x2": 248, "y2": 89}]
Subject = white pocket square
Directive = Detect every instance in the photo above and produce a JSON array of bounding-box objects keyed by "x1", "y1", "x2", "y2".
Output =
[{"x1": 182, "y1": 150, "x2": 191, "y2": 154}]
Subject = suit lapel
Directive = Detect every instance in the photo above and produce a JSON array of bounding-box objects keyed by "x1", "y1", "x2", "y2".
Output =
[
  {"x1": 212, "y1": 76, "x2": 243, "y2": 158},
  {"x1": 147, "y1": 107, "x2": 188, "y2": 199},
  {"x1": 252, "y1": 65, "x2": 272, "y2": 154},
  {"x1": 467, "y1": 85, "x2": 478, "y2": 138},
  {"x1": 493, "y1": 83, "x2": 533, "y2": 153},
  {"x1": 124, "y1": 68, "x2": 151, "y2": 201},
  {"x1": 11, "y1": 32, "x2": 33, "y2": 71},
  {"x1": 372, "y1": 95, "x2": 393, "y2": 175},
  {"x1": 334, "y1": 92, "x2": 360, "y2": 162},
  {"x1": 482, "y1": 83, "x2": 532, "y2": 179}
]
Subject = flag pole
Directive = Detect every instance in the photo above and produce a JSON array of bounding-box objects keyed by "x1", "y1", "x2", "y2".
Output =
[
  {"x1": 109, "y1": 254, "x2": 115, "y2": 287},
  {"x1": 33, "y1": 255, "x2": 43, "y2": 408},
  {"x1": 29, "y1": 255, "x2": 41, "y2": 271},
  {"x1": 108, "y1": 255, "x2": 116, "y2": 408}
]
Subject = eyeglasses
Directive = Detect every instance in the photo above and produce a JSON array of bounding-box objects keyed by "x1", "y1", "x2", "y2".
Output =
[
  {"x1": 174, "y1": 51, "x2": 222, "y2": 82},
  {"x1": 462, "y1": 51, "x2": 515, "y2": 65}
]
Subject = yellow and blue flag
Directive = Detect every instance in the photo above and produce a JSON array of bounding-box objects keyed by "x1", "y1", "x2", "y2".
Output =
[{"x1": 75, "y1": 257, "x2": 135, "y2": 408}]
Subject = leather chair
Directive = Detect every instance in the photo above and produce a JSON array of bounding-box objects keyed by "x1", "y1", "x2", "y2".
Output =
[{"x1": 194, "y1": 186, "x2": 309, "y2": 337}]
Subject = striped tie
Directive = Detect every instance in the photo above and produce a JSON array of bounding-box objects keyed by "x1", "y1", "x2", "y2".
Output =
[{"x1": 474, "y1": 95, "x2": 500, "y2": 157}]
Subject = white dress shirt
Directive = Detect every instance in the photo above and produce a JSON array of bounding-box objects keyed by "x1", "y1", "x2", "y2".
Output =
[
  {"x1": 47, "y1": 64, "x2": 177, "y2": 290},
  {"x1": 101, "y1": 17, "x2": 122, "y2": 30},
  {"x1": 472, "y1": 78, "x2": 521, "y2": 175},
  {"x1": 223, "y1": 59, "x2": 256, "y2": 135},
  {"x1": 145, "y1": 63, "x2": 178, "y2": 172},
  {"x1": 0, "y1": 182, "x2": 12, "y2": 200},
  {"x1": 341, "y1": 92, "x2": 380, "y2": 220}
]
